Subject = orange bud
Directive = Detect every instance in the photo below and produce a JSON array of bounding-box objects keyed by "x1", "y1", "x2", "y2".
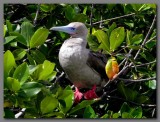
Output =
[{"x1": 105, "y1": 57, "x2": 119, "y2": 80}]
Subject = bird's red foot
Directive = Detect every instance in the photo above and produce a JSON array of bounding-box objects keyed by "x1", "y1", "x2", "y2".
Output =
[
  {"x1": 74, "y1": 87, "x2": 83, "y2": 103},
  {"x1": 84, "y1": 85, "x2": 99, "y2": 100}
]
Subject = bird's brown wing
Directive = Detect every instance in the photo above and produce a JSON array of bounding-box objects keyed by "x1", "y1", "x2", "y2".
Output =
[{"x1": 86, "y1": 51, "x2": 108, "y2": 81}]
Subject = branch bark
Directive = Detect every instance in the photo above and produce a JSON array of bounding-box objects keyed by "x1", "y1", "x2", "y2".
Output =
[
  {"x1": 33, "y1": 4, "x2": 40, "y2": 26},
  {"x1": 118, "y1": 77, "x2": 156, "y2": 82},
  {"x1": 93, "y1": 13, "x2": 136, "y2": 25}
]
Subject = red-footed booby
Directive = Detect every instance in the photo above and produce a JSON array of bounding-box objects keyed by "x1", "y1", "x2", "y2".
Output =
[{"x1": 50, "y1": 22, "x2": 108, "y2": 103}]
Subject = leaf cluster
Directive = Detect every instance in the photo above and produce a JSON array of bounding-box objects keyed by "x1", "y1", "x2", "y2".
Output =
[{"x1": 4, "y1": 4, "x2": 156, "y2": 119}]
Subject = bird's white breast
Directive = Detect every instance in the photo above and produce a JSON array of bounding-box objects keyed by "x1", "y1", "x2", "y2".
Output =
[{"x1": 58, "y1": 38, "x2": 102, "y2": 88}]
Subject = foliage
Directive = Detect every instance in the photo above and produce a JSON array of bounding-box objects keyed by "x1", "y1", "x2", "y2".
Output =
[{"x1": 4, "y1": 4, "x2": 156, "y2": 118}]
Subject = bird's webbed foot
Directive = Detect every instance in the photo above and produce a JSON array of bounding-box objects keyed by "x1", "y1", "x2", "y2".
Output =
[{"x1": 83, "y1": 85, "x2": 99, "y2": 100}]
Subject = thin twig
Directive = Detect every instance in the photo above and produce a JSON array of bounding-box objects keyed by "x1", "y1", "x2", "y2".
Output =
[
  {"x1": 13, "y1": 17, "x2": 26, "y2": 23},
  {"x1": 118, "y1": 77, "x2": 156, "y2": 82},
  {"x1": 152, "y1": 108, "x2": 156, "y2": 117},
  {"x1": 93, "y1": 13, "x2": 136, "y2": 25},
  {"x1": 109, "y1": 75, "x2": 156, "y2": 95},
  {"x1": 119, "y1": 49, "x2": 133, "y2": 67},
  {"x1": 146, "y1": 35, "x2": 156, "y2": 44},
  {"x1": 119, "y1": 32, "x2": 156, "y2": 68},
  {"x1": 99, "y1": 7, "x2": 103, "y2": 28},
  {"x1": 132, "y1": 15, "x2": 156, "y2": 61},
  {"x1": 131, "y1": 60, "x2": 156, "y2": 67},
  {"x1": 15, "y1": 108, "x2": 26, "y2": 118},
  {"x1": 33, "y1": 4, "x2": 40, "y2": 26},
  {"x1": 108, "y1": 15, "x2": 157, "y2": 84}
]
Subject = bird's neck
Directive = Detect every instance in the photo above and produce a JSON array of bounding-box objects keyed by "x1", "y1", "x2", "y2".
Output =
[{"x1": 67, "y1": 36, "x2": 87, "y2": 47}]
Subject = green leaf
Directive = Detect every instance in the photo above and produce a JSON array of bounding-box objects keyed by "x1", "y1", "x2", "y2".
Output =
[
  {"x1": 107, "y1": 22, "x2": 117, "y2": 36},
  {"x1": 4, "y1": 36, "x2": 17, "y2": 44},
  {"x1": 28, "y1": 65, "x2": 39, "y2": 74},
  {"x1": 12, "y1": 49, "x2": 26, "y2": 60},
  {"x1": 30, "y1": 27, "x2": 49, "y2": 48},
  {"x1": 110, "y1": 27, "x2": 125, "y2": 52},
  {"x1": 145, "y1": 80, "x2": 156, "y2": 89},
  {"x1": 93, "y1": 30, "x2": 110, "y2": 52},
  {"x1": 131, "y1": 4, "x2": 144, "y2": 12},
  {"x1": 117, "y1": 82, "x2": 127, "y2": 99},
  {"x1": 120, "y1": 102, "x2": 142, "y2": 118},
  {"x1": 124, "y1": 22, "x2": 134, "y2": 28},
  {"x1": 87, "y1": 34, "x2": 100, "y2": 52},
  {"x1": 135, "y1": 95, "x2": 149, "y2": 104},
  {"x1": 40, "y1": 4, "x2": 55, "y2": 12},
  {"x1": 40, "y1": 4, "x2": 51, "y2": 12},
  {"x1": 117, "y1": 82, "x2": 138, "y2": 101},
  {"x1": 6, "y1": 20, "x2": 13, "y2": 32},
  {"x1": 13, "y1": 62, "x2": 29, "y2": 85},
  {"x1": 40, "y1": 96, "x2": 58, "y2": 114},
  {"x1": 58, "y1": 88, "x2": 74, "y2": 113},
  {"x1": 47, "y1": 71, "x2": 57, "y2": 81},
  {"x1": 113, "y1": 113, "x2": 120, "y2": 118},
  {"x1": 30, "y1": 50, "x2": 46, "y2": 64},
  {"x1": 137, "y1": 4, "x2": 152, "y2": 12},
  {"x1": 128, "y1": 45, "x2": 142, "y2": 50},
  {"x1": 38, "y1": 60, "x2": 55, "y2": 80},
  {"x1": 83, "y1": 6, "x2": 87, "y2": 14},
  {"x1": 69, "y1": 100, "x2": 96, "y2": 114},
  {"x1": 13, "y1": 24, "x2": 21, "y2": 32},
  {"x1": 107, "y1": 4, "x2": 116, "y2": 10},
  {"x1": 10, "y1": 42, "x2": 17, "y2": 47},
  {"x1": 27, "y1": 53, "x2": 36, "y2": 65},
  {"x1": 131, "y1": 34, "x2": 143, "y2": 45},
  {"x1": 101, "y1": 114, "x2": 109, "y2": 118},
  {"x1": 42, "y1": 112, "x2": 65, "y2": 118},
  {"x1": 140, "y1": 51, "x2": 155, "y2": 62},
  {"x1": 126, "y1": 30, "x2": 133, "y2": 45},
  {"x1": 21, "y1": 21, "x2": 34, "y2": 46},
  {"x1": 4, "y1": 25, "x2": 7, "y2": 37},
  {"x1": 6, "y1": 77, "x2": 21, "y2": 91},
  {"x1": 4, "y1": 50, "x2": 16, "y2": 80},
  {"x1": 73, "y1": 14, "x2": 87, "y2": 23},
  {"x1": 131, "y1": 106, "x2": 142, "y2": 118},
  {"x1": 120, "y1": 102, "x2": 131, "y2": 115},
  {"x1": 122, "y1": 112, "x2": 133, "y2": 118},
  {"x1": 21, "y1": 82, "x2": 43, "y2": 97},
  {"x1": 145, "y1": 40, "x2": 156, "y2": 49},
  {"x1": 9, "y1": 32, "x2": 28, "y2": 46},
  {"x1": 65, "y1": 5, "x2": 76, "y2": 21},
  {"x1": 83, "y1": 105, "x2": 96, "y2": 118},
  {"x1": 32, "y1": 64, "x2": 43, "y2": 80}
]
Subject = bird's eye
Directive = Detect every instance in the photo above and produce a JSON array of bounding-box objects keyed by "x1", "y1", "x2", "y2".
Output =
[{"x1": 70, "y1": 27, "x2": 76, "y2": 30}]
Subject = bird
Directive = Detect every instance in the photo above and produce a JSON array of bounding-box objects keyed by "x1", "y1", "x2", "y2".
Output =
[{"x1": 50, "y1": 22, "x2": 108, "y2": 103}]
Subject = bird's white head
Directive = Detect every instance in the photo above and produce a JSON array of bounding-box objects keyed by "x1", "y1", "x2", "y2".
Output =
[{"x1": 50, "y1": 22, "x2": 88, "y2": 38}]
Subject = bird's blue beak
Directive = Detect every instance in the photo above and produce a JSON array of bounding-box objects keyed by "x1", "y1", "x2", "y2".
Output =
[{"x1": 50, "y1": 25, "x2": 76, "y2": 34}]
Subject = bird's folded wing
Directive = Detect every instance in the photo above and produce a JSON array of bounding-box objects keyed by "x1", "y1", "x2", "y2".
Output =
[{"x1": 86, "y1": 51, "x2": 108, "y2": 81}]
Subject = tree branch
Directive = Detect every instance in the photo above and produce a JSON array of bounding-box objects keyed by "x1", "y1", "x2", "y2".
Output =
[
  {"x1": 118, "y1": 77, "x2": 156, "y2": 82},
  {"x1": 15, "y1": 108, "x2": 26, "y2": 118},
  {"x1": 131, "y1": 60, "x2": 156, "y2": 67},
  {"x1": 146, "y1": 35, "x2": 156, "y2": 44},
  {"x1": 106, "y1": 15, "x2": 157, "y2": 85},
  {"x1": 132, "y1": 15, "x2": 156, "y2": 61},
  {"x1": 33, "y1": 4, "x2": 40, "y2": 26},
  {"x1": 93, "y1": 13, "x2": 136, "y2": 25}
]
